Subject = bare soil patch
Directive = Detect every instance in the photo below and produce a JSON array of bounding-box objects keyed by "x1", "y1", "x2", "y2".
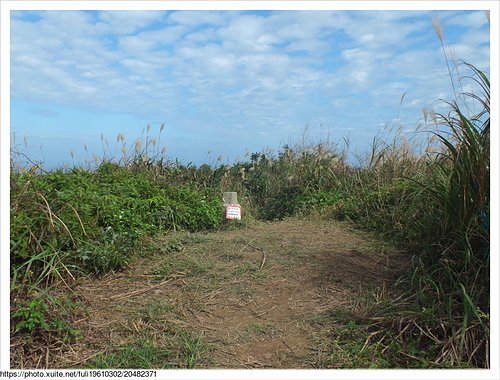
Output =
[{"x1": 24, "y1": 218, "x2": 406, "y2": 368}]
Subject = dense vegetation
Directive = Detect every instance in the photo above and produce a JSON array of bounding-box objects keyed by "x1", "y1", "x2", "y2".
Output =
[{"x1": 10, "y1": 63, "x2": 489, "y2": 368}]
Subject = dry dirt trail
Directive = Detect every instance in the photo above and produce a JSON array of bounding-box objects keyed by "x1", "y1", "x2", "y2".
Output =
[{"x1": 52, "y1": 218, "x2": 405, "y2": 369}]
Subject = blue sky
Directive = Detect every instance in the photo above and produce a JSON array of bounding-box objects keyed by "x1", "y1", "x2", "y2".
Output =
[{"x1": 9, "y1": 9, "x2": 490, "y2": 168}]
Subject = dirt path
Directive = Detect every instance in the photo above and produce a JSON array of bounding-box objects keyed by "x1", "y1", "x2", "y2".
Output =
[{"x1": 52, "y1": 218, "x2": 404, "y2": 369}]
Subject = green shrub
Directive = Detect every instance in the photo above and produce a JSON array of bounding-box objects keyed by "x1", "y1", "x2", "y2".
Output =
[
  {"x1": 12, "y1": 298, "x2": 80, "y2": 342},
  {"x1": 10, "y1": 162, "x2": 223, "y2": 286},
  {"x1": 13, "y1": 299, "x2": 50, "y2": 334}
]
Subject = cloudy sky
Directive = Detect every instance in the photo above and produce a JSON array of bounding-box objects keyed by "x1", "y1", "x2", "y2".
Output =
[{"x1": 9, "y1": 8, "x2": 490, "y2": 168}]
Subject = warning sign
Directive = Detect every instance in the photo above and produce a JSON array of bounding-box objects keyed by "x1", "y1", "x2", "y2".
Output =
[{"x1": 225, "y1": 204, "x2": 241, "y2": 220}]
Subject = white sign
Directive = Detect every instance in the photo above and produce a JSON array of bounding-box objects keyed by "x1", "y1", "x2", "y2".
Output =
[{"x1": 225, "y1": 205, "x2": 241, "y2": 220}]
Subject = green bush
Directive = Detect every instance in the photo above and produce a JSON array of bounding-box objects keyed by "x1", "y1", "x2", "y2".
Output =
[
  {"x1": 10, "y1": 162, "x2": 223, "y2": 284},
  {"x1": 12, "y1": 298, "x2": 80, "y2": 342},
  {"x1": 13, "y1": 299, "x2": 50, "y2": 334}
]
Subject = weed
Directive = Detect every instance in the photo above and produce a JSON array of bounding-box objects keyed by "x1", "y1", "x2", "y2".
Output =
[
  {"x1": 231, "y1": 262, "x2": 258, "y2": 276},
  {"x1": 49, "y1": 319, "x2": 81, "y2": 343},
  {"x1": 138, "y1": 301, "x2": 175, "y2": 322},
  {"x1": 87, "y1": 339, "x2": 174, "y2": 369},
  {"x1": 181, "y1": 333, "x2": 204, "y2": 369},
  {"x1": 12, "y1": 299, "x2": 50, "y2": 334},
  {"x1": 12, "y1": 297, "x2": 81, "y2": 343},
  {"x1": 244, "y1": 322, "x2": 274, "y2": 335},
  {"x1": 160, "y1": 239, "x2": 184, "y2": 253},
  {"x1": 238, "y1": 322, "x2": 278, "y2": 342},
  {"x1": 152, "y1": 256, "x2": 211, "y2": 278}
]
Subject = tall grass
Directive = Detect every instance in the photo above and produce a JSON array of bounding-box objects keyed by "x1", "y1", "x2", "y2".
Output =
[{"x1": 400, "y1": 63, "x2": 490, "y2": 367}]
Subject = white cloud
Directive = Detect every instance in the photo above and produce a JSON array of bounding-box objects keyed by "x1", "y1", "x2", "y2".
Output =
[
  {"x1": 167, "y1": 10, "x2": 228, "y2": 27},
  {"x1": 97, "y1": 11, "x2": 167, "y2": 35},
  {"x1": 10, "y1": 9, "x2": 490, "y2": 151},
  {"x1": 446, "y1": 10, "x2": 489, "y2": 29},
  {"x1": 118, "y1": 25, "x2": 186, "y2": 54}
]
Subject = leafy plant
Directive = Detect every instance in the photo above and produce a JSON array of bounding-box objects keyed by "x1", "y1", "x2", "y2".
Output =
[{"x1": 13, "y1": 299, "x2": 50, "y2": 334}]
